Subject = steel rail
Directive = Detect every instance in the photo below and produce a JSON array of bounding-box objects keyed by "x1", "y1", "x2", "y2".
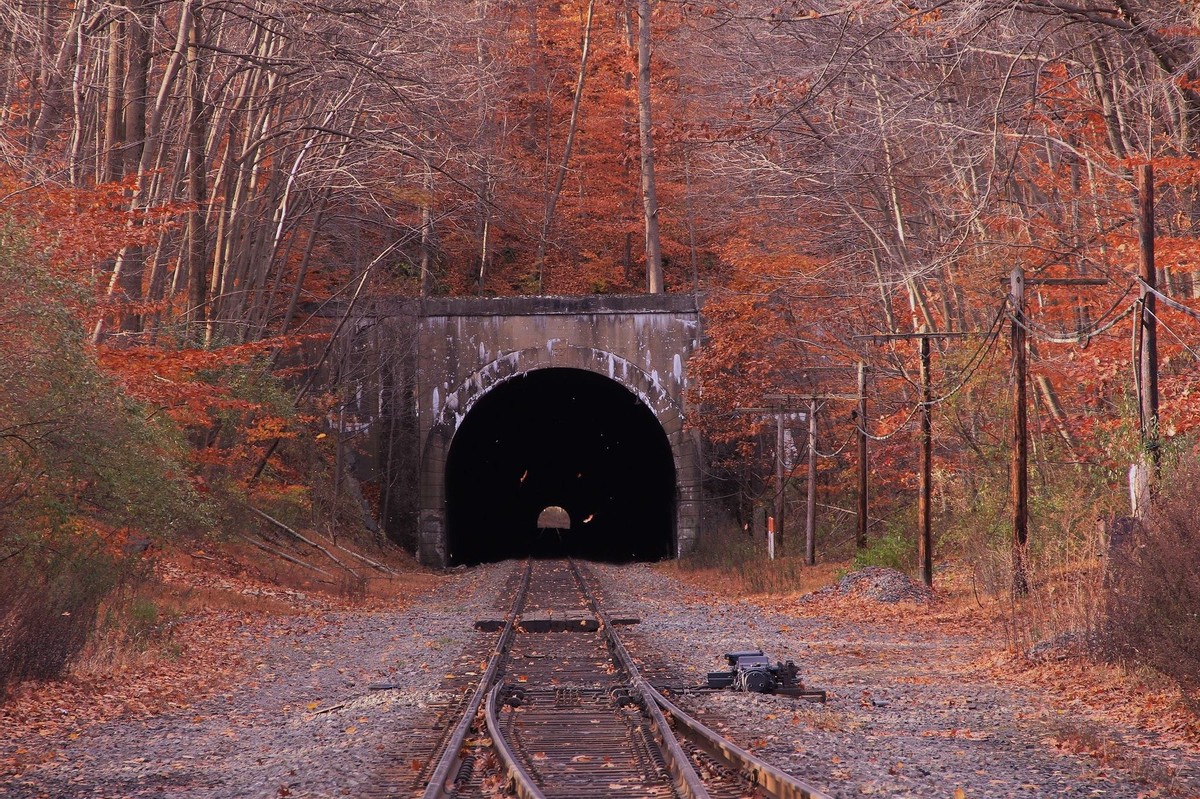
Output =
[
  {"x1": 573, "y1": 559, "x2": 832, "y2": 799},
  {"x1": 569, "y1": 560, "x2": 712, "y2": 799},
  {"x1": 420, "y1": 560, "x2": 532, "y2": 799},
  {"x1": 648, "y1": 684, "x2": 833, "y2": 799},
  {"x1": 483, "y1": 683, "x2": 547, "y2": 799}
]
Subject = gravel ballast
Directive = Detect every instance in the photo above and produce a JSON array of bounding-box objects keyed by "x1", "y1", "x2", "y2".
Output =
[
  {"x1": 1, "y1": 561, "x2": 517, "y2": 799},
  {"x1": 596, "y1": 563, "x2": 1199, "y2": 798}
]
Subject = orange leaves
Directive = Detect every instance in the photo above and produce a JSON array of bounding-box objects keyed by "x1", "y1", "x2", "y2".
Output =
[
  {"x1": 0, "y1": 169, "x2": 172, "y2": 292},
  {"x1": 687, "y1": 242, "x2": 849, "y2": 466},
  {"x1": 93, "y1": 334, "x2": 325, "y2": 486}
]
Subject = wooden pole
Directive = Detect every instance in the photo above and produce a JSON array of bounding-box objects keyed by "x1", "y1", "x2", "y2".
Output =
[
  {"x1": 753, "y1": 382, "x2": 863, "y2": 558},
  {"x1": 805, "y1": 397, "x2": 817, "y2": 566},
  {"x1": 856, "y1": 361, "x2": 868, "y2": 550},
  {"x1": 1139, "y1": 163, "x2": 1160, "y2": 472},
  {"x1": 636, "y1": 0, "x2": 664, "y2": 293},
  {"x1": 918, "y1": 334, "x2": 933, "y2": 587},
  {"x1": 1011, "y1": 266, "x2": 1030, "y2": 596},
  {"x1": 775, "y1": 408, "x2": 785, "y2": 553},
  {"x1": 854, "y1": 333, "x2": 970, "y2": 584}
]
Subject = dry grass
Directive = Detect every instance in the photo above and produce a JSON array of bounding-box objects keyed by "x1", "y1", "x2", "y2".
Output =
[
  {"x1": 1046, "y1": 716, "x2": 1194, "y2": 795},
  {"x1": 1005, "y1": 556, "x2": 1108, "y2": 654},
  {"x1": 661, "y1": 556, "x2": 843, "y2": 598},
  {"x1": 63, "y1": 535, "x2": 438, "y2": 685},
  {"x1": 170, "y1": 536, "x2": 437, "y2": 610},
  {"x1": 671, "y1": 521, "x2": 846, "y2": 597}
]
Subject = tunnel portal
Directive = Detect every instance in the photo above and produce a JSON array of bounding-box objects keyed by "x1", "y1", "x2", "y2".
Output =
[{"x1": 445, "y1": 368, "x2": 676, "y2": 564}]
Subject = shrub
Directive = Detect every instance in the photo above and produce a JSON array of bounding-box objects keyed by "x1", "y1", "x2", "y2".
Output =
[
  {"x1": 1104, "y1": 458, "x2": 1200, "y2": 706},
  {"x1": 0, "y1": 230, "x2": 203, "y2": 541},
  {"x1": 0, "y1": 229, "x2": 204, "y2": 693},
  {"x1": 853, "y1": 528, "x2": 914, "y2": 575},
  {"x1": 0, "y1": 536, "x2": 129, "y2": 695},
  {"x1": 683, "y1": 522, "x2": 761, "y2": 571}
]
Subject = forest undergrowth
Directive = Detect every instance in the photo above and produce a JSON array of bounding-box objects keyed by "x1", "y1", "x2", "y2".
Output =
[{"x1": 0, "y1": 230, "x2": 418, "y2": 701}]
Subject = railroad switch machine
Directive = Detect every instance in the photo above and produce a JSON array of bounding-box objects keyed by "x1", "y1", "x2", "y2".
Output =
[{"x1": 706, "y1": 649, "x2": 826, "y2": 702}]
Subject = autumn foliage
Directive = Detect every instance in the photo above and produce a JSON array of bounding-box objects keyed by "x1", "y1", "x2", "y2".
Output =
[
  {"x1": 0, "y1": 229, "x2": 198, "y2": 693},
  {"x1": 3, "y1": 0, "x2": 1200, "y2": 707},
  {"x1": 0, "y1": 167, "x2": 330, "y2": 692}
]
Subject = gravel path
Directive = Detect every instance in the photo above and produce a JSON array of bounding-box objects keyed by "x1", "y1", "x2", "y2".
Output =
[
  {"x1": 596, "y1": 563, "x2": 1199, "y2": 798},
  {"x1": 0, "y1": 562, "x2": 516, "y2": 799},
  {"x1": 3, "y1": 559, "x2": 1196, "y2": 798}
]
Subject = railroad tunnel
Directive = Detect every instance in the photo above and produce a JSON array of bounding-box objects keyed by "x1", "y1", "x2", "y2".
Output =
[{"x1": 444, "y1": 368, "x2": 677, "y2": 565}]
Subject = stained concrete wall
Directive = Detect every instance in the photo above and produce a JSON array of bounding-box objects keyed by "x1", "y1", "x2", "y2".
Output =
[{"x1": 411, "y1": 294, "x2": 702, "y2": 567}]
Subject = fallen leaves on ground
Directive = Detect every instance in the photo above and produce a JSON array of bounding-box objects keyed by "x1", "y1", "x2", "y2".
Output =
[
  {"x1": 658, "y1": 557, "x2": 1200, "y2": 783},
  {"x1": 0, "y1": 539, "x2": 437, "y2": 778}
]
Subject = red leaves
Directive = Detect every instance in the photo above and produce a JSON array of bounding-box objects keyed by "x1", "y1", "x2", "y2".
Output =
[{"x1": 94, "y1": 334, "x2": 326, "y2": 486}]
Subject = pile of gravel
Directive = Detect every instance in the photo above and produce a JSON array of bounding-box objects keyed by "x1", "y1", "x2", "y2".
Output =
[{"x1": 814, "y1": 566, "x2": 934, "y2": 603}]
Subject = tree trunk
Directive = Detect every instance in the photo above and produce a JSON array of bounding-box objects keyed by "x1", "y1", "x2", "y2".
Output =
[
  {"x1": 28, "y1": 2, "x2": 84, "y2": 160},
  {"x1": 420, "y1": 160, "x2": 434, "y2": 296},
  {"x1": 635, "y1": 0, "x2": 663, "y2": 293},
  {"x1": 185, "y1": 0, "x2": 207, "y2": 340},
  {"x1": 116, "y1": 0, "x2": 150, "y2": 335},
  {"x1": 102, "y1": 7, "x2": 123, "y2": 183},
  {"x1": 536, "y1": 0, "x2": 595, "y2": 293}
]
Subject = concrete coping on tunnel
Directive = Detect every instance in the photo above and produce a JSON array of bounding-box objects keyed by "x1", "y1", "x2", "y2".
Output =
[{"x1": 419, "y1": 293, "x2": 701, "y2": 318}]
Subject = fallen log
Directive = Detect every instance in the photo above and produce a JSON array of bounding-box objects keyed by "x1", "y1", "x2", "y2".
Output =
[
  {"x1": 248, "y1": 506, "x2": 355, "y2": 575},
  {"x1": 234, "y1": 533, "x2": 332, "y2": 578}
]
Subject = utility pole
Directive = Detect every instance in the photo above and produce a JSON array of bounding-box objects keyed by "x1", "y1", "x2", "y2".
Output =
[
  {"x1": 856, "y1": 361, "x2": 869, "y2": 550},
  {"x1": 738, "y1": 400, "x2": 805, "y2": 554},
  {"x1": 1007, "y1": 271, "x2": 1106, "y2": 596},
  {"x1": 806, "y1": 396, "x2": 818, "y2": 566},
  {"x1": 858, "y1": 331, "x2": 967, "y2": 587},
  {"x1": 775, "y1": 408, "x2": 786, "y2": 552},
  {"x1": 1138, "y1": 163, "x2": 1160, "y2": 473},
  {"x1": 918, "y1": 334, "x2": 933, "y2": 586},
  {"x1": 1010, "y1": 267, "x2": 1029, "y2": 596},
  {"x1": 747, "y1": 387, "x2": 858, "y2": 561}
]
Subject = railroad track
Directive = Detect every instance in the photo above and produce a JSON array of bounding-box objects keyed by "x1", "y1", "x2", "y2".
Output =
[{"x1": 418, "y1": 558, "x2": 830, "y2": 799}]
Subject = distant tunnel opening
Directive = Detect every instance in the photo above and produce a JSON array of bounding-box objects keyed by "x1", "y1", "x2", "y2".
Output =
[{"x1": 445, "y1": 368, "x2": 676, "y2": 565}]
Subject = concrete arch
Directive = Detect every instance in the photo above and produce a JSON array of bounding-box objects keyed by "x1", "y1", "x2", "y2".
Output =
[
  {"x1": 417, "y1": 347, "x2": 698, "y2": 566},
  {"x1": 431, "y1": 345, "x2": 684, "y2": 438}
]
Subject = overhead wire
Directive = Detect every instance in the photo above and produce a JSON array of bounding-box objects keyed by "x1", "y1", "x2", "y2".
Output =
[
  {"x1": 1016, "y1": 299, "x2": 1136, "y2": 343},
  {"x1": 1138, "y1": 278, "x2": 1200, "y2": 324},
  {"x1": 713, "y1": 279, "x2": 1188, "y2": 477},
  {"x1": 811, "y1": 399, "x2": 859, "y2": 457},
  {"x1": 922, "y1": 297, "x2": 1008, "y2": 408},
  {"x1": 1144, "y1": 304, "x2": 1200, "y2": 361}
]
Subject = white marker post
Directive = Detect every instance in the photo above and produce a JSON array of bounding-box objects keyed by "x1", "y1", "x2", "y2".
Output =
[{"x1": 767, "y1": 516, "x2": 776, "y2": 560}]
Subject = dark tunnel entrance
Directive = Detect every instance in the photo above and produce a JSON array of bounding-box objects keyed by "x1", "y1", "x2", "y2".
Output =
[{"x1": 445, "y1": 368, "x2": 676, "y2": 565}]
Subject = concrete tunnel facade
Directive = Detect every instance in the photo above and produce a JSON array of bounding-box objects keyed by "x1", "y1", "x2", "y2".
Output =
[{"x1": 411, "y1": 294, "x2": 703, "y2": 567}]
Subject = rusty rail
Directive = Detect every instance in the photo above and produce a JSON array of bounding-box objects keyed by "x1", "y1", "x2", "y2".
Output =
[
  {"x1": 420, "y1": 560, "x2": 531, "y2": 799},
  {"x1": 436, "y1": 559, "x2": 830, "y2": 798},
  {"x1": 484, "y1": 683, "x2": 546, "y2": 799},
  {"x1": 568, "y1": 559, "x2": 711, "y2": 799},
  {"x1": 574, "y1": 559, "x2": 832, "y2": 799},
  {"x1": 648, "y1": 684, "x2": 832, "y2": 799}
]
